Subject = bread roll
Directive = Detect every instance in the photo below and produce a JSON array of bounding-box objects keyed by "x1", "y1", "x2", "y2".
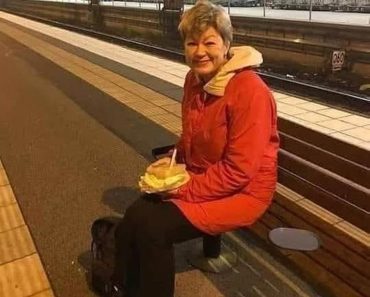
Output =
[
  {"x1": 146, "y1": 164, "x2": 186, "y2": 179},
  {"x1": 140, "y1": 163, "x2": 188, "y2": 190}
]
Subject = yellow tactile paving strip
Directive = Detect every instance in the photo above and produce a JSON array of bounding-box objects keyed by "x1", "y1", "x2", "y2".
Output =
[
  {"x1": 0, "y1": 12, "x2": 368, "y2": 296},
  {"x1": 0, "y1": 160, "x2": 55, "y2": 297},
  {"x1": 0, "y1": 255, "x2": 52, "y2": 297},
  {"x1": 0, "y1": 167, "x2": 9, "y2": 186},
  {"x1": 0, "y1": 226, "x2": 36, "y2": 264},
  {"x1": 0, "y1": 24, "x2": 181, "y2": 134},
  {"x1": 0, "y1": 184, "x2": 16, "y2": 206},
  {"x1": 0, "y1": 21, "x2": 183, "y2": 137},
  {"x1": 0, "y1": 204, "x2": 25, "y2": 233}
]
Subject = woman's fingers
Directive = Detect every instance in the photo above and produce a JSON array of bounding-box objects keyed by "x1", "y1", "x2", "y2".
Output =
[
  {"x1": 147, "y1": 157, "x2": 171, "y2": 175},
  {"x1": 139, "y1": 183, "x2": 151, "y2": 193}
]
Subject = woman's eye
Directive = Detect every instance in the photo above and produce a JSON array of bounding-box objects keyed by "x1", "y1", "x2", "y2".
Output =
[
  {"x1": 186, "y1": 42, "x2": 197, "y2": 46},
  {"x1": 206, "y1": 42, "x2": 216, "y2": 46}
]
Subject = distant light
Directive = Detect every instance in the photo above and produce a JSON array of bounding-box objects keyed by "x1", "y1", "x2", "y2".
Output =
[{"x1": 293, "y1": 38, "x2": 301, "y2": 43}]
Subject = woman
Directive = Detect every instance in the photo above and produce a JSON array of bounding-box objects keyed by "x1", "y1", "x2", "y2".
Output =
[{"x1": 109, "y1": 1, "x2": 279, "y2": 296}]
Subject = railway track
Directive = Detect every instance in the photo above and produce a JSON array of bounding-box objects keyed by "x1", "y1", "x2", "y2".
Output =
[
  {"x1": 2, "y1": 2, "x2": 370, "y2": 112},
  {"x1": 5, "y1": 7, "x2": 369, "y2": 114},
  {"x1": 71, "y1": 22, "x2": 370, "y2": 115}
]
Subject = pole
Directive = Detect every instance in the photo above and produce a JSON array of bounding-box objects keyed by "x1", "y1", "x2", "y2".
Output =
[
  {"x1": 263, "y1": 0, "x2": 266, "y2": 17},
  {"x1": 309, "y1": 0, "x2": 313, "y2": 21},
  {"x1": 228, "y1": 0, "x2": 231, "y2": 15}
]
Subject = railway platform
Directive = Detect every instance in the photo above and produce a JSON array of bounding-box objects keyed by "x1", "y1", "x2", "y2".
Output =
[{"x1": 0, "y1": 10, "x2": 369, "y2": 297}]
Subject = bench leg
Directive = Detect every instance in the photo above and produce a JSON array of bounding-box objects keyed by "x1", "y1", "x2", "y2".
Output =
[
  {"x1": 203, "y1": 235, "x2": 221, "y2": 258},
  {"x1": 187, "y1": 234, "x2": 237, "y2": 273}
]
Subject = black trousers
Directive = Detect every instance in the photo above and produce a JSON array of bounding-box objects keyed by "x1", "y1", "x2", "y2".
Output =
[{"x1": 112, "y1": 195, "x2": 204, "y2": 297}]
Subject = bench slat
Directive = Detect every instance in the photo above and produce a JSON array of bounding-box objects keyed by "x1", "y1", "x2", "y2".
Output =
[
  {"x1": 278, "y1": 118, "x2": 370, "y2": 167},
  {"x1": 275, "y1": 191, "x2": 370, "y2": 259},
  {"x1": 279, "y1": 131, "x2": 369, "y2": 188},
  {"x1": 288, "y1": 253, "x2": 364, "y2": 297},
  {"x1": 278, "y1": 168, "x2": 369, "y2": 231},
  {"x1": 279, "y1": 149, "x2": 369, "y2": 211}
]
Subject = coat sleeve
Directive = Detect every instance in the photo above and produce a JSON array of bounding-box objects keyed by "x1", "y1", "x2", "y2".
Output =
[{"x1": 176, "y1": 82, "x2": 275, "y2": 203}]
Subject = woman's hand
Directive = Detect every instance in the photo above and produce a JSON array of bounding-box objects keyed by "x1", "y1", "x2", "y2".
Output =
[
  {"x1": 154, "y1": 188, "x2": 179, "y2": 201},
  {"x1": 147, "y1": 157, "x2": 171, "y2": 174},
  {"x1": 162, "y1": 172, "x2": 191, "y2": 196},
  {"x1": 139, "y1": 157, "x2": 172, "y2": 193},
  {"x1": 165, "y1": 188, "x2": 180, "y2": 195}
]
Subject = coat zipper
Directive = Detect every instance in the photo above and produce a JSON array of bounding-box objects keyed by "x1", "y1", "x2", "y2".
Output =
[{"x1": 189, "y1": 91, "x2": 206, "y2": 164}]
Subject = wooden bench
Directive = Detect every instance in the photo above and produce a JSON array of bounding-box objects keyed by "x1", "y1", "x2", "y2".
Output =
[
  {"x1": 248, "y1": 118, "x2": 370, "y2": 297},
  {"x1": 249, "y1": 183, "x2": 369, "y2": 297}
]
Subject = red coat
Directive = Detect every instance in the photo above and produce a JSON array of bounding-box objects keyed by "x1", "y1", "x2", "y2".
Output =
[{"x1": 171, "y1": 66, "x2": 279, "y2": 235}]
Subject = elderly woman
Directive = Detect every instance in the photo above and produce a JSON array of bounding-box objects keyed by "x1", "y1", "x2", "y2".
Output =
[{"x1": 109, "y1": 1, "x2": 279, "y2": 296}]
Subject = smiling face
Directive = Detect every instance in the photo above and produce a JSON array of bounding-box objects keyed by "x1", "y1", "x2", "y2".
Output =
[{"x1": 184, "y1": 26, "x2": 229, "y2": 83}]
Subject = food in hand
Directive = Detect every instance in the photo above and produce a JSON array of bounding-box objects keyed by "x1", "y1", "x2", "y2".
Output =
[{"x1": 139, "y1": 162, "x2": 189, "y2": 191}]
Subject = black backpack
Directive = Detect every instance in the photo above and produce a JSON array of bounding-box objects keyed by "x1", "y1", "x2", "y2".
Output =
[{"x1": 91, "y1": 216, "x2": 121, "y2": 296}]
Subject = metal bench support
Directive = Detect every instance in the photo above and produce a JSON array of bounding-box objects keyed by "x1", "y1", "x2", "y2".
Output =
[{"x1": 187, "y1": 234, "x2": 238, "y2": 273}]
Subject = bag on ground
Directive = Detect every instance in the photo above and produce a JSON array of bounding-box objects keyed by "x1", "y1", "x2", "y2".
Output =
[{"x1": 90, "y1": 216, "x2": 121, "y2": 295}]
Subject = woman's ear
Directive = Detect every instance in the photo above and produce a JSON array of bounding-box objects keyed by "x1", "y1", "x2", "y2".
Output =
[{"x1": 225, "y1": 42, "x2": 231, "y2": 58}]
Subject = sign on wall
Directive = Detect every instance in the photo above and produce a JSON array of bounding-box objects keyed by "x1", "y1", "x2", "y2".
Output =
[{"x1": 332, "y1": 50, "x2": 346, "y2": 71}]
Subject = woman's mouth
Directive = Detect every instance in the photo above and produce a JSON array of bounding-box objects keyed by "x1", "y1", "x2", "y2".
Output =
[{"x1": 194, "y1": 60, "x2": 210, "y2": 66}]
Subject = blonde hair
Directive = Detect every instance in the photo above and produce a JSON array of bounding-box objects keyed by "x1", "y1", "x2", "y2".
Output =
[{"x1": 178, "y1": 0, "x2": 233, "y2": 44}]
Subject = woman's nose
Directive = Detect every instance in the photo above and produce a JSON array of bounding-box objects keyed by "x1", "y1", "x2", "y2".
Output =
[{"x1": 194, "y1": 44, "x2": 206, "y2": 57}]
